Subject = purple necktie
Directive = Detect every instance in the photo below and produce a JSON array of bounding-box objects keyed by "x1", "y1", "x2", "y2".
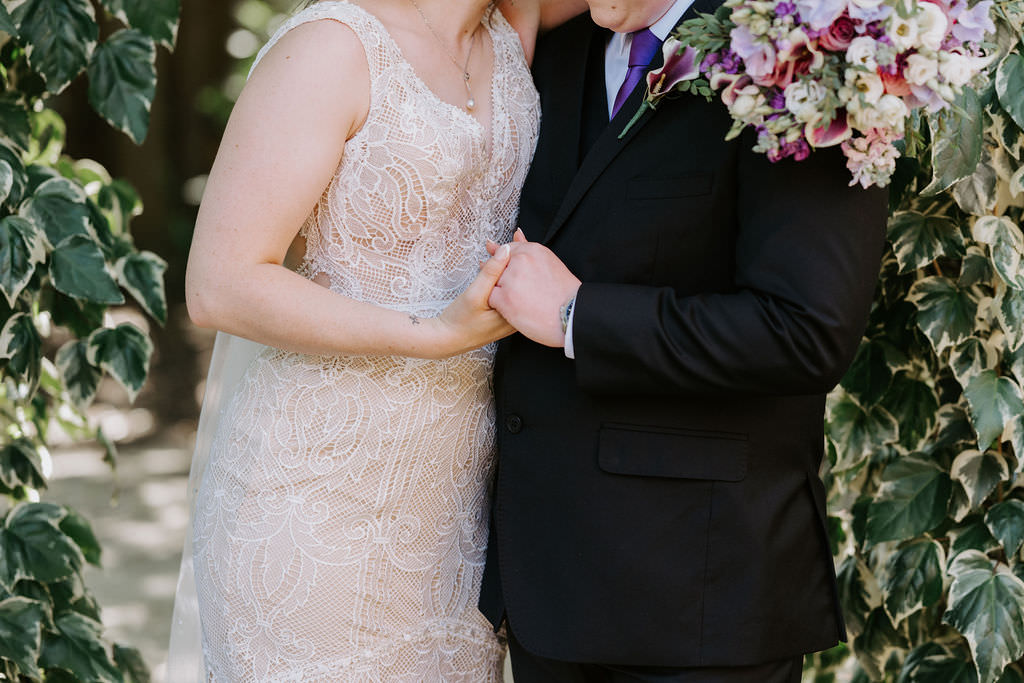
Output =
[{"x1": 611, "y1": 28, "x2": 663, "y2": 119}]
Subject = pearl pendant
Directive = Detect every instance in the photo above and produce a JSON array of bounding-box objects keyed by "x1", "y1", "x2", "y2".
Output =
[{"x1": 466, "y1": 97, "x2": 476, "y2": 111}]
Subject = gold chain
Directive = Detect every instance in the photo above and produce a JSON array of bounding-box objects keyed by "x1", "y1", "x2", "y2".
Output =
[{"x1": 406, "y1": 0, "x2": 480, "y2": 110}]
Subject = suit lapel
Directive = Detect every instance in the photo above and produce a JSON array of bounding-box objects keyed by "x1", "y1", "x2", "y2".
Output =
[{"x1": 541, "y1": 0, "x2": 725, "y2": 244}]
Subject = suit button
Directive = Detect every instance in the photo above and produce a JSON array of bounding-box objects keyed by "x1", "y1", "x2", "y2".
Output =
[{"x1": 505, "y1": 415, "x2": 523, "y2": 434}]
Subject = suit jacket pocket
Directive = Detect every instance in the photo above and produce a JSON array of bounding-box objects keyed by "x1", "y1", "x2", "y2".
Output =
[
  {"x1": 598, "y1": 423, "x2": 748, "y2": 481},
  {"x1": 626, "y1": 173, "x2": 714, "y2": 200}
]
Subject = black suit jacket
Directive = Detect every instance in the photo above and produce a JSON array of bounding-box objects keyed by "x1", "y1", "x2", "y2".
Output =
[{"x1": 480, "y1": 3, "x2": 888, "y2": 667}]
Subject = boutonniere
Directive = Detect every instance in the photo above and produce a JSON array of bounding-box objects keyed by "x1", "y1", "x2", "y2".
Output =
[{"x1": 619, "y1": 38, "x2": 710, "y2": 138}]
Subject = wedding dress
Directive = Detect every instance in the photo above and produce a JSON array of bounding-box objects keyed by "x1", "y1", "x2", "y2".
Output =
[{"x1": 166, "y1": 2, "x2": 539, "y2": 679}]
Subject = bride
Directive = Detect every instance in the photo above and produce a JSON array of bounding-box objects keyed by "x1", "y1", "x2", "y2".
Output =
[{"x1": 167, "y1": 0, "x2": 584, "y2": 679}]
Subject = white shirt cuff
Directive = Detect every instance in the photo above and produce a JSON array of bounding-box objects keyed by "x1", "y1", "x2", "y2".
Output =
[{"x1": 564, "y1": 303, "x2": 576, "y2": 359}]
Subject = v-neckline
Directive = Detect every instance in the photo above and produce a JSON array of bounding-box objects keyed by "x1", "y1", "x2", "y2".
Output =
[{"x1": 342, "y1": 1, "x2": 498, "y2": 156}]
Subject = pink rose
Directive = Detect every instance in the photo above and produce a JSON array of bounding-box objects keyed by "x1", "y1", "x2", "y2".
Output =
[
  {"x1": 879, "y1": 68, "x2": 912, "y2": 96},
  {"x1": 819, "y1": 14, "x2": 857, "y2": 51}
]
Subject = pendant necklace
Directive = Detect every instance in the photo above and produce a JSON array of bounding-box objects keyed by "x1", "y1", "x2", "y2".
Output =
[{"x1": 407, "y1": 0, "x2": 480, "y2": 111}]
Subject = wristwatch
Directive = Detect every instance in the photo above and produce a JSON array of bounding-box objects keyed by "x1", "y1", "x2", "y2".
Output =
[{"x1": 559, "y1": 295, "x2": 576, "y2": 335}]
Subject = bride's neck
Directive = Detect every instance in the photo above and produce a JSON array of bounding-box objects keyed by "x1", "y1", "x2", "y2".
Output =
[{"x1": 402, "y1": 0, "x2": 493, "y2": 42}]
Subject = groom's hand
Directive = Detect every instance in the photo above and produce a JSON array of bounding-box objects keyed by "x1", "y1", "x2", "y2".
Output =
[{"x1": 487, "y1": 230, "x2": 581, "y2": 348}]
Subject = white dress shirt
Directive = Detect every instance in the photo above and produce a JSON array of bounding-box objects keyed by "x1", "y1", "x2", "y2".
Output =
[{"x1": 564, "y1": 0, "x2": 697, "y2": 359}]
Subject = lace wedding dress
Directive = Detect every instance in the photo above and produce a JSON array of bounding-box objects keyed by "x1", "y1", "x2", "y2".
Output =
[{"x1": 169, "y1": 2, "x2": 539, "y2": 680}]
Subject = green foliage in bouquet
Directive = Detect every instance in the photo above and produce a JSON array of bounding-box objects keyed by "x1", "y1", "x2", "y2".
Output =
[
  {"x1": 813, "y1": 2, "x2": 1024, "y2": 682},
  {"x1": 0, "y1": 0, "x2": 179, "y2": 680}
]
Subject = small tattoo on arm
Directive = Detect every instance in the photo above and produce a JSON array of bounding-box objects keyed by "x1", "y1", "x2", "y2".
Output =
[{"x1": 409, "y1": 314, "x2": 420, "y2": 326}]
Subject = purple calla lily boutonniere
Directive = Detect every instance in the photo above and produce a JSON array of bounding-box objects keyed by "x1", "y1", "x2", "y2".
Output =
[{"x1": 619, "y1": 39, "x2": 709, "y2": 138}]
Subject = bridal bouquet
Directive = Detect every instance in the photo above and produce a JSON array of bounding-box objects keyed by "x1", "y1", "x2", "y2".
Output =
[{"x1": 632, "y1": 0, "x2": 997, "y2": 187}]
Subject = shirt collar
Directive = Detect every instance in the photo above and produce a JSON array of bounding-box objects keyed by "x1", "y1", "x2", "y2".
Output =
[{"x1": 608, "y1": 0, "x2": 697, "y2": 56}]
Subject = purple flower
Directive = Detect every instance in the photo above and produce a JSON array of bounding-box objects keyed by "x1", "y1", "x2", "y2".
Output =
[
  {"x1": 646, "y1": 39, "x2": 700, "y2": 97},
  {"x1": 863, "y1": 20, "x2": 887, "y2": 38},
  {"x1": 776, "y1": 2, "x2": 798, "y2": 17},
  {"x1": 951, "y1": 0, "x2": 995, "y2": 43},
  {"x1": 730, "y1": 25, "x2": 776, "y2": 83},
  {"x1": 794, "y1": 0, "x2": 846, "y2": 30},
  {"x1": 720, "y1": 49, "x2": 742, "y2": 74},
  {"x1": 769, "y1": 88, "x2": 786, "y2": 110}
]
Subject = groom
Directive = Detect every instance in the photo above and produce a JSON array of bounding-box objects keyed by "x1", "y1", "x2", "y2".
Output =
[{"x1": 480, "y1": 0, "x2": 889, "y2": 680}]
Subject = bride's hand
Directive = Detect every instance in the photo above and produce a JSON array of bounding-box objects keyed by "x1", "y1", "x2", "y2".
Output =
[{"x1": 430, "y1": 244, "x2": 515, "y2": 357}]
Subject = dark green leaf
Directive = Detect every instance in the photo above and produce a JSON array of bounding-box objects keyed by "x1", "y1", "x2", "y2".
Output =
[
  {"x1": 881, "y1": 373, "x2": 939, "y2": 451},
  {"x1": 49, "y1": 234, "x2": 124, "y2": 305},
  {"x1": 56, "y1": 340, "x2": 101, "y2": 410},
  {"x1": 58, "y1": 508, "x2": 100, "y2": 567},
  {"x1": 852, "y1": 608, "x2": 907, "y2": 680},
  {"x1": 951, "y1": 516, "x2": 1001, "y2": 558},
  {"x1": 0, "y1": 143, "x2": 29, "y2": 208},
  {"x1": 115, "y1": 251, "x2": 166, "y2": 323},
  {"x1": 0, "y1": 312, "x2": 42, "y2": 394},
  {"x1": 996, "y1": 286, "x2": 1024, "y2": 352},
  {"x1": 898, "y1": 642, "x2": 978, "y2": 683},
  {"x1": 972, "y1": 216, "x2": 1024, "y2": 290},
  {"x1": 48, "y1": 574, "x2": 100, "y2": 622},
  {"x1": 866, "y1": 456, "x2": 952, "y2": 545},
  {"x1": 986, "y1": 500, "x2": 1024, "y2": 557},
  {"x1": 837, "y1": 555, "x2": 882, "y2": 638},
  {"x1": 113, "y1": 643, "x2": 149, "y2": 683},
  {"x1": 39, "y1": 612, "x2": 120, "y2": 683},
  {"x1": 951, "y1": 337, "x2": 1001, "y2": 391},
  {"x1": 0, "y1": 3, "x2": 18, "y2": 36},
  {"x1": 997, "y1": 53, "x2": 1024, "y2": 132},
  {"x1": 944, "y1": 550, "x2": 1024, "y2": 683},
  {"x1": 12, "y1": 579, "x2": 55, "y2": 631},
  {"x1": 0, "y1": 596, "x2": 45, "y2": 680},
  {"x1": 86, "y1": 323, "x2": 152, "y2": 401},
  {"x1": 883, "y1": 539, "x2": 945, "y2": 624},
  {"x1": 0, "y1": 96, "x2": 32, "y2": 152},
  {"x1": 951, "y1": 449, "x2": 1009, "y2": 511},
  {"x1": 0, "y1": 438, "x2": 47, "y2": 493},
  {"x1": 19, "y1": 176, "x2": 91, "y2": 247},
  {"x1": 11, "y1": 0, "x2": 98, "y2": 94},
  {"x1": 926, "y1": 405, "x2": 976, "y2": 457},
  {"x1": 922, "y1": 88, "x2": 983, "y2": 196},
  {"x1": 889, "y1": 212, "x2": 965, "y2": 274},
  {"x1": 87, "y1": 29, "x2": 157, "y2": 144},
  {"x1": 96, "y1": 179, "x2": 142, "y2": 236},
  {"x1": 952, "y1": 155, "x2": 998, "y2": 216},
  {"x1": 964, "y1": 371, "x2": 1024, "y2": 449},
  {"x1": 908, "y1": 277, "x2": 978, "y2": 354},
  {"x1": 100, "y1": 0, "x2": 180, "y2": 48},
  {"x1": 0, "y1": 503, "x2": 82, "y2": 592},
  {"x1": 828, "y1": 393, "x2": 899, "y2": 472},
  {"x1": 48, "y1": 291, "x2": 106, "y2": 339},
  {"x1": 0, "y1": 215, "x2": 47, "y2": 308},
  {"x1": 841, "y1": 340, "x2": 893, "y2": 407}
]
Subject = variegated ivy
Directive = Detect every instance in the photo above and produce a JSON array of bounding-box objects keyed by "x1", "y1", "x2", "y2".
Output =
[
  {"x1": 0, "y1": 0, "x2": 178, "y2": 681},
  {"x1": 809, "y1": 2, "x2": 1024, "y2": 682}
]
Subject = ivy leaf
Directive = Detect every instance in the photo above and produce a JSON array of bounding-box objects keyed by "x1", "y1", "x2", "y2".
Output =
[
  {"x1": 927, "y1": 405, "x2": 976, "y2": 457},
  {"x1": 951, "y1": 449, "x2": 1008, "y2": 511},
  {"x1": 0, "y1": 3, "x2": 18, "y2": 37},
  {"x1": 951, "y1": 337, "x2": 1001, "y2": 391},
  {"x1": 55, "y1": 340, "x2": 101, "y2": 410},
  {"x1": 114, "y1": 251, "x2": 166, "y2": 324},
  {"x1": 922, "y1": 88, "x2": 983, "y2": 196},
  {"x1": 0, "y1": 438, "x2": 47, "y2": 493},
  {"x1": 908, "y1": 277, "x2": 978, "y2": 354},
  {"x1": 837, "y1": 555, "x2": 882, "y2": 637},
  {"x1": 19, "y1": 176, "x2": 91, "y2": 247},
  {"x1": 898, "y1": 643, "x2": 979, "y2": 683},
  {"x1": 49, "y1": 234, "x2": 124, "y2": 305},
  {"x1": 828, "y1": 392, "x2": 899, "y2": 471},
  {"x1": 866, "y1": 456, "x2": 952, "y2": 545},
  {"x1": 880, "y1": 373, "x2": 939, "y2": 451},
  {"x1": 0, "y1": 596, "x2": 45, "y2": 680},
  {"x1": 889, "y1": 212, "x2": 965, "y2": 274},
  {"x1": 986, "y1": 501, "x2": 1024, "y2": 558},
  {"x1": 10, "y1": 0, "x2": 98, "y2": 95},
  {"x1": 86, "y1": 323, "x2": 152, "y2": 401},
  {"x1": 0, "y1": 503, "x2": 83, "y2": 592},
  {"x1": 0, "y1": 312, "x2": 42, "y2": 394},
  {"x1": 952, "y1": 154, "x2": 998, "y2": 216},
  {"x1": 944, "y1": 550, "x2": 1024, "y2": 683},
  {"x1": 58, "y1": 507, "x2": 101, "y2": 567},
  {"x1": 883, "y1": 539, "x2": 945, "y2": 624},
  {"x1": 113, "y1": 643, "x2": 149, "y2": 683},
  {"x1": 997, "y1": 53, "x2": 1024, "y2": 132},
  {"x1": 39, "y1": 612, "x2": 120, "y2": 683},
  {"x1": 963, "y1": 371, "x2": 1024, "y2": 449},
  {"x1": 0, "y1": 215, "x2": 47, "y2": 308},
  {"x1": 841, "y1": 340, "x2": 894, "y2": 407},
  {"x1": 0, "y1": 143, "x2": 28, "y2": 208},
  {"x1": 951, "y1": 516, "x2": 1001, "y2": 558},
  {"x1": 973, "y1": 216, "x2": 1024, "y2": 290},
  {"x1": 996, "y1": 286, "x2": 1024, "y2": 352},
  {"x1": 852, "y1": 608, "x2": 908, "y2": 680},
  {"x1": 0, "y1": 96, "x2": 32, "y2": 153},
  {"x1": 99, "y1": 0, "x2": 180, "y2": 49},
  {"x1": 0, "y1": 160, "x2": 12, "y2": 207},
  {"x1": 87, "y1": 29, "x2": 157, "y2": 144}
]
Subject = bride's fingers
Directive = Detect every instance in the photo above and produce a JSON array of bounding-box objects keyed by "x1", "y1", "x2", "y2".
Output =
[
  {"x1": 513, "y1": 228, "x2": 527, "y2": 242},
  {"x1": 485, "y1": 239, "x2": 499, "y2": 256},
  {"x1": 471, "y1": 244, "x2": 511, "y2": 299}
]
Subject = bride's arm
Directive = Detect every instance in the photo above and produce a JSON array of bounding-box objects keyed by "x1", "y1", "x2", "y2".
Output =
[
  {"x1": 499, "y1": 0, "x2": 588, "y2": 64},
  {"x1": 186, "y1": 19, "x2": 513, "y2": 360}
]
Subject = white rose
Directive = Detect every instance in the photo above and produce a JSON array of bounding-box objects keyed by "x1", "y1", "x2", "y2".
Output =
[
  {"x1": 851, "y1": 105, "x2": 884, "y2": 130},
  {"x1": 916, "y1": 2, "x2": 949, "y2": 51},
  {"x1": 846, "y1": 37, "x2": 879, "y2": 71},
  {"x1": 889, "y1": 15, "x2": 920, "y2": 52},
  {"x1": 904, "y1": 53, "x2": 938, "y2": 85},
  {"x1": 784, "y1": 80, "x2": 827, "y2": 122},
  {"x1": 851, "y1": 71, "x2": 885, "y2": 104},
  {"x1": 731, "y1": 90, "x2": 760, "y2": 118},
  {"x1": 939, "y1": 51, "x2": 973, "y2": 86},
  {"x1": 876, "y1": 94, "x2": 909, "y2": 130}
]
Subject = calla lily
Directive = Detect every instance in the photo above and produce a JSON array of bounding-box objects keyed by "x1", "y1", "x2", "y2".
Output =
[
  {"x1": 647, "y1": 39, "x2": 700, "y2": 97},
  {"x1": 713, "y1": 73, "x2": 754, "y2": 106},
  {"x1": 805, "y1": 112, "x2": 853, "y2": 147}
]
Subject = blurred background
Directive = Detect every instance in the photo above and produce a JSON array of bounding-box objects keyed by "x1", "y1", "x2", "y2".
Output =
[{"x1": 45, "y1": 1, "x2": 300, "y2": 679}]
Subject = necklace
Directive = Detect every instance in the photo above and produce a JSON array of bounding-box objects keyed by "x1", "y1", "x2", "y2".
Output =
[{"x1": 407, "y1": 0, "x2": 480, "y2": 111}]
